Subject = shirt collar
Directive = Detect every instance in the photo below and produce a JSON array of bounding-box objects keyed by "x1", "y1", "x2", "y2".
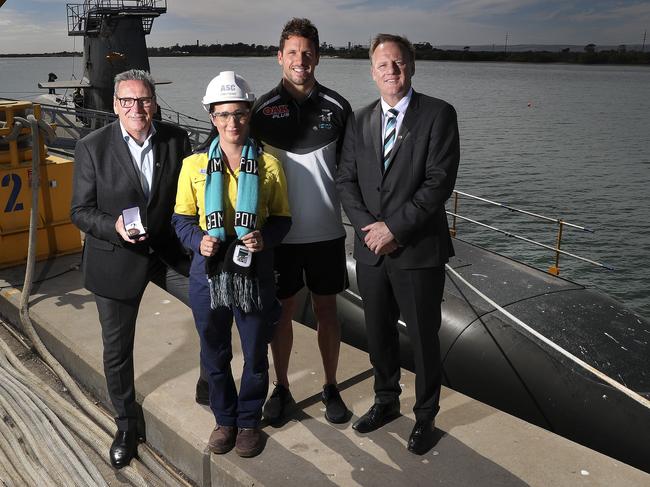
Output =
[
  {"x1": 278, "y1": 80, "x2": 320, "y2": 104},
  {"x1": 380, "y1": 87, "x2": 413, "y2": 116},
  {"x1": 119, "y1": 121, "x2": 156, "y2": 146}
]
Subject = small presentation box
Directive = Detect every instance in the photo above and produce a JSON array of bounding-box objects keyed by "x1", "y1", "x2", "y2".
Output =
[{"x1": 122, "y1": 206, "x2": 147, "y2": 238}]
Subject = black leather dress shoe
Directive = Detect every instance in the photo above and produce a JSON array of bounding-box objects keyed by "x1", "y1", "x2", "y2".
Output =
[
  {"x1": 352, "y1": 401, "x2": 400, "y2": 433},
  {"x1": 407, "y1": 419, "x2": 435, "y2": 455},
  {"x1": 195, "y1": 377, "x2": 210, "y2": 406},
  {"x1": 110, "y1": 430, "x2": 138, "y2": 469}
]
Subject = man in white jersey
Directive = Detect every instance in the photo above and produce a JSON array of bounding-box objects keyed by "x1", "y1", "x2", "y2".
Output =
[{"x1": 251, "y1": 17, "x2": 351, "y2": 425}]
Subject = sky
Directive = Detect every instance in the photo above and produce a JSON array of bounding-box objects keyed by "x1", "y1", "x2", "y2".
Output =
[{"x1": 0, "y1": 0, "x2": 648, "y2": 54}]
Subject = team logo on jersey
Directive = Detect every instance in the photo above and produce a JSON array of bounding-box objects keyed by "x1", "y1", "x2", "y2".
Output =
[
  {"x1": 263, "y1": 104, "x2": 290, "y2": 119},
  {"x1": 319, "y1": 109, "x2": 333, "y2": 129}
]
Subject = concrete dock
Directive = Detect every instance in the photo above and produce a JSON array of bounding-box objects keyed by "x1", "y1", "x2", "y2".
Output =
[{"x1": 0, "y1": 253, "x2": 648, "y2": 486}]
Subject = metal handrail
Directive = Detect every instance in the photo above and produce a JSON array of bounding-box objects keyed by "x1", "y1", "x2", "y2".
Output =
[
  {"x1": 447, "y1": 190, "x2": 612, "y2": 274},
  {"x1": 452, "y1": 190, "x2": 593, "y2": 232},
  {"x1": 67, "y1": 1, "x2": 167, "y2": 35},
  {"x1": 38, "y1": 102, "x2": 211, "y2": 149}
]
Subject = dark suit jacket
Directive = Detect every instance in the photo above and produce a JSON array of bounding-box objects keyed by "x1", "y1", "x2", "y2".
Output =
[
  {"x1": 336, "y1": 91, "x2": 460, "y2": 268},
  {"x1": 70, "y1": 120, "x2": 192, "y2": 299}
]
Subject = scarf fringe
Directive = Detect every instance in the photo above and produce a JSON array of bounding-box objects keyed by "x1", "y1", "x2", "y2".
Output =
[{"x1": 209, "y1": 272, "x2": 263, "y2": 313}]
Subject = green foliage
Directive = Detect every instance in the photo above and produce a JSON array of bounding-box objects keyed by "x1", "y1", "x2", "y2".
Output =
[
  {"x1": 147, "y1": 43, "x2": 278, "y2": 57},
  {"x1": 308, "y1": 44, "x2": 650, "y2": 65},
  {"x1": 8, "y1": 43, "x2": 646, "y2": 65}
]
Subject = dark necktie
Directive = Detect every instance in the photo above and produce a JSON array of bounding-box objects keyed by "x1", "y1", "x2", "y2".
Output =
[{"x1": 383, "y1": 108, "x2": 399, "y2": 170}]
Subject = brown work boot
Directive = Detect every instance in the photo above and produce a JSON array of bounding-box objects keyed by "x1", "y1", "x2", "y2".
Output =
[
  {"x1": 235, "y1": 428, "x2": 264, "y2": 457},
  {"x1": 208, "y1": 424, "x2": 236, "y2": 454}
]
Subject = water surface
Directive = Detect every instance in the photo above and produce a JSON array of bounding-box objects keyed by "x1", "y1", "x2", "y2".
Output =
[{"x1": 2, "y1": 57, "x2": 648, "y2": 317}]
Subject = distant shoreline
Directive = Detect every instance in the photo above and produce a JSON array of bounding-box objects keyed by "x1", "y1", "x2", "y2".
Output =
[
  {"x1": 0, "y1": 52, "x2": 82, "y2": 58},
  {"x1": 1, "y1": 46, "x2": 648, "y2": 65}
]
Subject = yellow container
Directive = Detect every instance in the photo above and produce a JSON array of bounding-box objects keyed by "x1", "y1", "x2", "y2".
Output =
[
  {"x1": 0, "y1": 101, "x2": 45, "y2": 167},
  {"x1": 0, "y1": 102, "x2": 82, "y2": 268}
]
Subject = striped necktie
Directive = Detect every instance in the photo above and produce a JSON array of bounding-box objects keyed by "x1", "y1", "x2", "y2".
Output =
[{"x1": 383, "y1": 108, "x2": 399, "y2": 170}]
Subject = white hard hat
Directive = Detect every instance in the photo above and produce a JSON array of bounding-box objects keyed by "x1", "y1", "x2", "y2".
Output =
[{"x1": 202, "y1": 71, "x2": 255, "y2": 111}]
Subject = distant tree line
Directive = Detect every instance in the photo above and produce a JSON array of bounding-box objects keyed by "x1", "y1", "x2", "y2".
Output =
[
  {"x1": 333, "y1": 42, "x2": 650, "y2": 64},
  {"x1": 148, "y1": 43, "x2": 277, "y2": 57},
  {"x1": 0, "y1": 51, "x2": 82, "y2": 58},
  {"x1": 147, "y1": 41, "x2": 650, "y2": 65},
  {"x1": 3, "y1": 43, "x2": 649, "y2": 65}
]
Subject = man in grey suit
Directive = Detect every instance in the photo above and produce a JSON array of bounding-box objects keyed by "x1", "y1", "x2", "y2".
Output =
[
  {"x1": 70, "y1": 69, "x2": 191, "y2": 468},
  {"x1": 336, "y1": 34, "x2": 459, "y2": 455}
]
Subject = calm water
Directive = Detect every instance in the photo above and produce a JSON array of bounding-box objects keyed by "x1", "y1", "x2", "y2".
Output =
[{"x1": 2, "y1": 57, "x2": 649, "y2": 317}]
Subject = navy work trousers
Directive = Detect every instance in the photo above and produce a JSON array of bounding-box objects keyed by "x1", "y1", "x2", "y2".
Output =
[{"x1": 189, "y1": 254, "x2": 279, "y2": 428}]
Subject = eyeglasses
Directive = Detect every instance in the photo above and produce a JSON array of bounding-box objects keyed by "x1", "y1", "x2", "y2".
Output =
[
  {"x1": 116, "y1": 96, "x2": 155, "y2": 108},
  {"x1": 210, "y1": 109, "x2": 250, "y2": 123}
]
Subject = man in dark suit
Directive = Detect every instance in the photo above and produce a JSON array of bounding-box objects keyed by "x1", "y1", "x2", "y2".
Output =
[
  {"x1": 70, "y1": 69, "x2": 191, "y2": 468},
  {"x1": 336, "y1": 34, "x2": 460, "y2": 455}
]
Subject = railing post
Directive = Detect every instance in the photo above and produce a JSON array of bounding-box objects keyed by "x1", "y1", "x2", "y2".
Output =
[
  {"x1": 450, "y1": 191, "x2": 459, "y2": 237},
  {"x1": 549, "y1": 220, "x2": 565, "y2": 275}
]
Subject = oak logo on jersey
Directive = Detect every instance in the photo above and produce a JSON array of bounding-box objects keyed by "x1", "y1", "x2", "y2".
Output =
[{"x1": 263, "y1": 104, "x2": 290, "y2": 119}]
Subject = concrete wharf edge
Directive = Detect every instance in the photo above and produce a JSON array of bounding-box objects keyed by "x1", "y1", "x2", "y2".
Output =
[{"x1": 0, "y1": 254, "x2": 647, "y2": 487}]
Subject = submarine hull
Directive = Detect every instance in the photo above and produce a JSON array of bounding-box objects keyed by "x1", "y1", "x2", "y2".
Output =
[{"x1": 296, "y1": 231, "x2": 650, "y2": 472}]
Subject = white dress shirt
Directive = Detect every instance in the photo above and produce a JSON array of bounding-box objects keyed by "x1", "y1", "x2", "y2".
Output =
[
  {"x1": 380, "y1": 87, "x2": 413, "y2": 141},
  {"x1": 120, "y1": 122, "x2": 156, "y2": 200}
]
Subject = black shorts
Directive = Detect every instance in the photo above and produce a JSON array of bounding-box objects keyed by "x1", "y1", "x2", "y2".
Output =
[{"x1": 274, "y1": 237, "x2": 348, "y2": 299}]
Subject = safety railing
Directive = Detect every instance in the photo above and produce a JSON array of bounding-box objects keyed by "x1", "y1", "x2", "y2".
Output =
[
  {"x1": 38, "y1": 103, "x2": 211, "y2": 151},
  {"x1": 40, "y1": 104, "x2": 114, "y2": 146},
  {"x1": 447, "y1": 190, "x2": 612, "y2": 275},
  {"x1": 67, "y1": 1, "x2": 167, "y2": 35}
]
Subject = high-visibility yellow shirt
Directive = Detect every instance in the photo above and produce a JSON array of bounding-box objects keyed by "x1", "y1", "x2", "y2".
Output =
[{"x1": 174, "y1": 151, "x2": 291, "y2": 235}]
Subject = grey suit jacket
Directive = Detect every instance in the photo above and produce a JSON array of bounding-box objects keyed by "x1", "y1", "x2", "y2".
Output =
[
  {"x1": 70, "y1": 120, "x2": 191, "y2": 299},
  {"x1": 336, "y1": 91, "x2": 460, "y2": 268}
]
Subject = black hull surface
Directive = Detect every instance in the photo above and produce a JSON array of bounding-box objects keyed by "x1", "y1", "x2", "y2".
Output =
[{"x1": 296, "y1": 229, "x2": 650, "y2": 472}]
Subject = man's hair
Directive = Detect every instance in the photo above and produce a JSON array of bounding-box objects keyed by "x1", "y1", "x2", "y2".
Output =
[
  {"x1": 369, "y1": 34, "x2": 415, "y2": 64},
  {"x1": 279, "y1": 18, "x2": 320, "y2": 55},
  {"x1": 114, "y1": 69, "x2": 156, "y2": 97}
]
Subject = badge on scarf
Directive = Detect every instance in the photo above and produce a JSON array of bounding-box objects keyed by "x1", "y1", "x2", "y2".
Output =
[{"x1": 233, "y1": 244, "x2": 252, "y2": 268}]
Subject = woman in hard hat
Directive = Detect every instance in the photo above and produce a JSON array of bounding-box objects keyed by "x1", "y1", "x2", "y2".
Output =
[{"x1": 172, "y1": 71, "x2": 291, "y2": 457}]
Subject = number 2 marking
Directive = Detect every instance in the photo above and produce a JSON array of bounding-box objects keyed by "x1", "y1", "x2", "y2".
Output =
[{"x1": 2, "y1": 174, "x2": 24, "y2": 212}]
